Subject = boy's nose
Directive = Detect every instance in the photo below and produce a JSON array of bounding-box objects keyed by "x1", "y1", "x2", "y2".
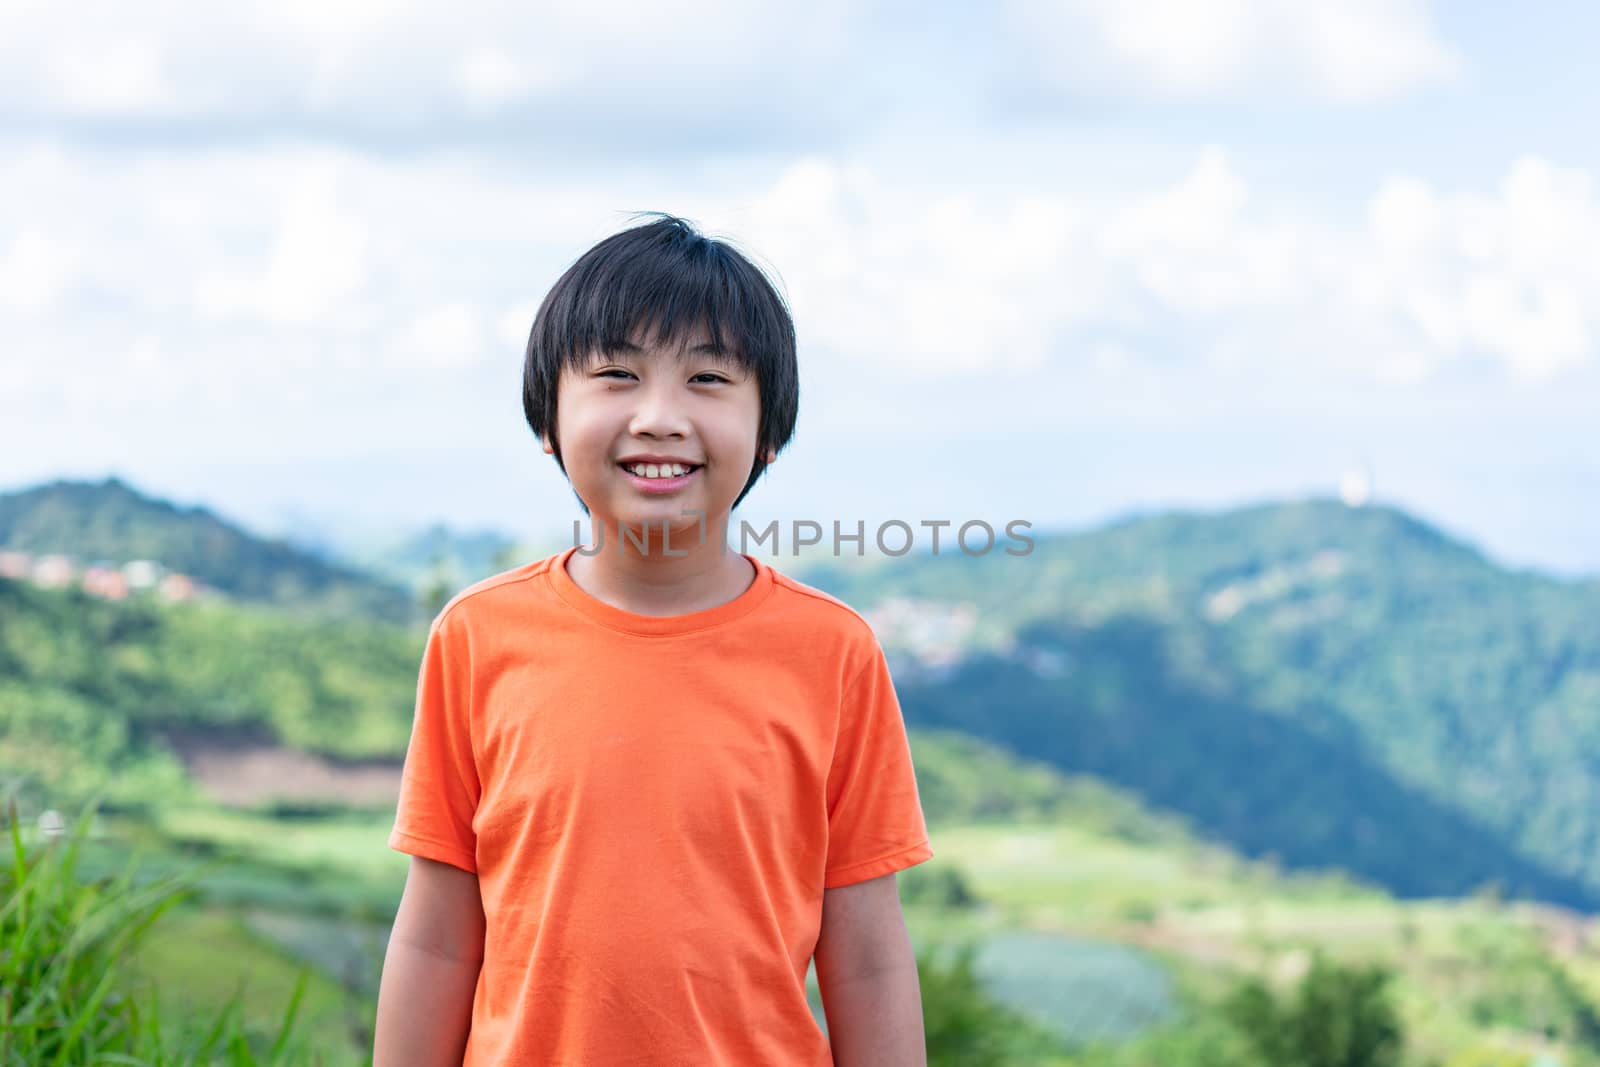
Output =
[{"x1": 627, "y1": 382, "x2": 694, "y2": 439}]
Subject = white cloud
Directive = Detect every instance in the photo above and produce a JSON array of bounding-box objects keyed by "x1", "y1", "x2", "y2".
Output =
[
  {"x1": 455, "y1": 48, "x2": 560, "y2": 112},
  {"x1": 5, "y1": 132, "x2": 1597, "y2": 478},
  {"x1": 1057, "y1": 0, "x2": 1255, "y2": 96},
  {"x1": 731, "y1": 159, "x2": 1092, "y2": 372},
  {"x1": 403, "y1": 303, "x2": 487, "y2": 370},
  {"x1": 43, "y1": 37, "x2": 175, "y2": 115},
  {"x1": 0, "y1": 0, "x2": 1456, "y2": 147},
  {"x1": 1097, "y1": 146, "x2": 1300, "y2": 315},
  {"x1": 0, "y1": 1, "x2": 849, "y2": 132},
  {"x1": 1461, "y1": 275, "x2": 1586, "y2": 381},
  {"x1": 193, "y1": 157, "x2": 369, "y2": 326},
  {"x1": 0, "y1": 229, "x2": 81, "y2": 313},
  {"x1": 1010, "y1": 0, "x2": 1461, "y2": 103},
  {"x1": 1298, "y1": 2, "x2": 1461, "y2": 102},
  {"x1": 499, "y1": 302, "x2": 537, "y2": 349},
  {"x1": 1363, "y1": 157, "x2": 1600, "y2": 382},
  {"x1": 1035, "y1": 148, "x2": 1599, "y2": 387},
  {"x1": 730, "y1": 146, "x2": 1597, "y2": 388}
]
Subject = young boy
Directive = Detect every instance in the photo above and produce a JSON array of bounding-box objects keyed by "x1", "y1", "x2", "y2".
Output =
[{"x1": 373, "y1": 214, "x2": 934, "y2": 1065}]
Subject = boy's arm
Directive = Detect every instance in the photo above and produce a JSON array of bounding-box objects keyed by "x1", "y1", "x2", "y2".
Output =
[
  {"x1": 373, "y1": 855, "x2": 486, "y2": 1066},
  {"x1": 813, "y1": 872, "x2": 927, "y2": 1067}
]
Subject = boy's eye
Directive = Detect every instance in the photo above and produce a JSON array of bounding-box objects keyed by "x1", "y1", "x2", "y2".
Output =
[{"x1": 596, "y1": 369, "x2": 727, "y2": 383}]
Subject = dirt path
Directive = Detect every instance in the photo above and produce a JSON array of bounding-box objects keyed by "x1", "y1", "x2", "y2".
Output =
[{"x1": 166, "y1": 732, "x2": 402, "y2": 808}]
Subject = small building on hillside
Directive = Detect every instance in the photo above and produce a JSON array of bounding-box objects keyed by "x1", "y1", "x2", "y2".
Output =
[
  {"x1": 124, "y1": 559, "x2": 162, "y2": 590},
  {"x1": 32, "y1": 554, "x2": 75, "y2": 588},
  {"x1": 158, "y1": 572, "x2": 197, "y2": 602},
  {"x1": 82, "y1": 564, "x2": 130, "y2": 600}
]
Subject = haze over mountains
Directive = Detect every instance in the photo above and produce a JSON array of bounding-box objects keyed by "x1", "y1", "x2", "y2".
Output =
[{"x1": 3, "y1": 476, "x2": 1598, "y2": 912}]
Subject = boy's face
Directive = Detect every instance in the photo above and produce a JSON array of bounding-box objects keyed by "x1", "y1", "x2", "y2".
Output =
[{"x1": 544, "y1": 319, "x2": 762, "y2": 545}]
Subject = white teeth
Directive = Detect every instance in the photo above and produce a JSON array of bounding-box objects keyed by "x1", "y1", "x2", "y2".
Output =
[{"x1": 625, "y1": 463, "x2": 691, "y2": 478}]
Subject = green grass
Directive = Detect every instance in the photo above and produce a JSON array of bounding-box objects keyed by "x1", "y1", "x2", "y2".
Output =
[
  {"x1": 0, "y1": 800, "x2": 326, "y2": 1064},
  {"x1": 125, "y1": 906, "x2": 373, "y2": 1065}
]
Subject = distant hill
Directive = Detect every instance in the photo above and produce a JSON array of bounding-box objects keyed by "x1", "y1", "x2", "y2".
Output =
[
  {"x1": 333, "y1": 522, "x2": 527, "y2": 594},
  {"x1": 796, "y1": 497, "x2": 1600, "y2": 910},
  {"x1": 8, "y1": 488, "x2": 1600, "y2": 913},
  {"x1": 0, "y1": 478, "x2": 417, "y2": 624}
]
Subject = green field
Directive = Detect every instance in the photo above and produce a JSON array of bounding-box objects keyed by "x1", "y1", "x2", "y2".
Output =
[{"x1": 30, "y1": 801, "x2": 1597, "y2": 1067}]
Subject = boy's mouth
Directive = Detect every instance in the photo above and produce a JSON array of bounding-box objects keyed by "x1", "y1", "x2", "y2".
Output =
[
  {"x1": 618, "y1": 462, "x2": 702, "y2": 478},
  {"x1": 618, "y1": 462, "x2": 702, "y2": 490}
]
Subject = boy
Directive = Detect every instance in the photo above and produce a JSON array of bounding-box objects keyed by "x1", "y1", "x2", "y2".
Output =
[{"x1": 373, "y1": 214, "x2": 934, "y2": 1065}]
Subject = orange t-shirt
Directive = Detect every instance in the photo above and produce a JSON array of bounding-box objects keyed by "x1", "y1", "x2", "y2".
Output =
[{"x1": 389, "y1": 545, "x2": 934, "y2": 1065}]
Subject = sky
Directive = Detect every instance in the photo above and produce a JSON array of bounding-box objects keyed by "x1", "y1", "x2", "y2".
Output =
[{"x1": 2, "y1": 1, "x2": 1597, "y2": 577}]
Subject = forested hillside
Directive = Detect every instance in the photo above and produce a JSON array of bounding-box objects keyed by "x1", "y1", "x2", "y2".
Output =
[
  {"x1": 6, "y1": 487, "x2": 1600, "y2": 915},
  {"x1": 0, "y1": 574, "x2": 419, "y2": 811},
  {"x1": 802, "y1": 498, "x2": 1600, "y2": 909},
  {"x1": 0, "y1": 477, "x2": 415, "y2": 623}
]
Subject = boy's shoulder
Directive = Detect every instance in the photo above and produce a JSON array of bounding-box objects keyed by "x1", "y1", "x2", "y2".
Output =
[
  {"x1": 430, "y1": 556, "x2": 557, "y2": 630},
  {"x1": 765, "y1": 565, "x2": 875, "y2": 636},
  {"x1": 761, "y1": 564, "x2": 888, "y2": 666}
]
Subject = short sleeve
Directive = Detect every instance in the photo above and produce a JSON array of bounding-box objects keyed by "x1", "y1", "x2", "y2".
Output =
[
  {"x1": 388, "y1": 610, "x2": 481, "y2": 874},
  {"x1": 823, "y1": 640, "x2": 934, "y2": 888}
]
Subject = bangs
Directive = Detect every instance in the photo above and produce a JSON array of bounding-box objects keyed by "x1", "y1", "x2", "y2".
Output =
[{"x1": 540, "y1": 216, "x2": 787, "y2": 380}]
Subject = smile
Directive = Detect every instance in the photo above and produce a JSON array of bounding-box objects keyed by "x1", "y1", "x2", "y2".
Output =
[
  {"x1": 618, "y1": 463, "x2": 701, "y2": 491},
  {"x1": 620, "y1": 462, "x2": 700, "y2": 478}
]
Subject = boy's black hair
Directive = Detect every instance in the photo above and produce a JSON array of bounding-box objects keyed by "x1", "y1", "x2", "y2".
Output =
[{"x1": 522, "y1": 212, "x2": 799, "y2": 516}]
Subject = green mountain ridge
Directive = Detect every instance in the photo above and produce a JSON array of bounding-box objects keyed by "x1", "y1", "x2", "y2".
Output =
[
  {"x1": 5, "y1": 482, "x2": 1600, "y2": 919},
  {"x1": 900, "y1": 614, "x2": 1600, "y2": 910},
  {"x1": 0, "y1": 477, "x2": 417, "y2": 624},
  {"x1": 793, "y1": 497, "x2": 1600, "y2": 910}
]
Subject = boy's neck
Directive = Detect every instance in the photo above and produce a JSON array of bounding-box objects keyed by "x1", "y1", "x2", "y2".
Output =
[{"x1": 565, "y1": 517, "x2": 756, "y2": 617}]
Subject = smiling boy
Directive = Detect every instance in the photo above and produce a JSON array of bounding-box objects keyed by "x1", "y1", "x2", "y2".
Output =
[{"x1": 373, "y1": 214, "x2": 933, "y2": 1065}]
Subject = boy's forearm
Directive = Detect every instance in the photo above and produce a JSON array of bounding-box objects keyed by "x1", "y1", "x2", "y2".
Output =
[
  {"x1": 818, "y1": 961, "x2": 928, "y2": 1067},
  {"x1": 373, "y1": 941, "x2": 482, "y2": 1065}
]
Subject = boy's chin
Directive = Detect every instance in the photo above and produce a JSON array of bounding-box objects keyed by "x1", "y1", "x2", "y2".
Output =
[{"x1": 587, "y1": 507, "x2": 732, "y2": 538}]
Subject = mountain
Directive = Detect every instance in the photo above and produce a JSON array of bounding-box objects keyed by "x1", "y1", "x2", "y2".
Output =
[
  {"x1": 0, "y1": 478, "x2": 417, "y2": 624},
  {"x1": 331, "y1": 522, "x2": 528, "y2": 594},
  {"x1": 7, "y1": 487, "x2": 1600, "y2": 913},
  {"x1": 795, "y1": 497, "x2": 1600, "y2": 910}
]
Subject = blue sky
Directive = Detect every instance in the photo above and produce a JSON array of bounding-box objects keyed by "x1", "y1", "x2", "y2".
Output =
[{"x1": 2, "y1": 1, "x2": 1596, "y2": 576}]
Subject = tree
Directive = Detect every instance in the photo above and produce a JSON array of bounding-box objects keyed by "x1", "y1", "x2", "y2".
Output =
[{"x1": 1218, "y1": 949, "x2": 1405, "y2": 1067}]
